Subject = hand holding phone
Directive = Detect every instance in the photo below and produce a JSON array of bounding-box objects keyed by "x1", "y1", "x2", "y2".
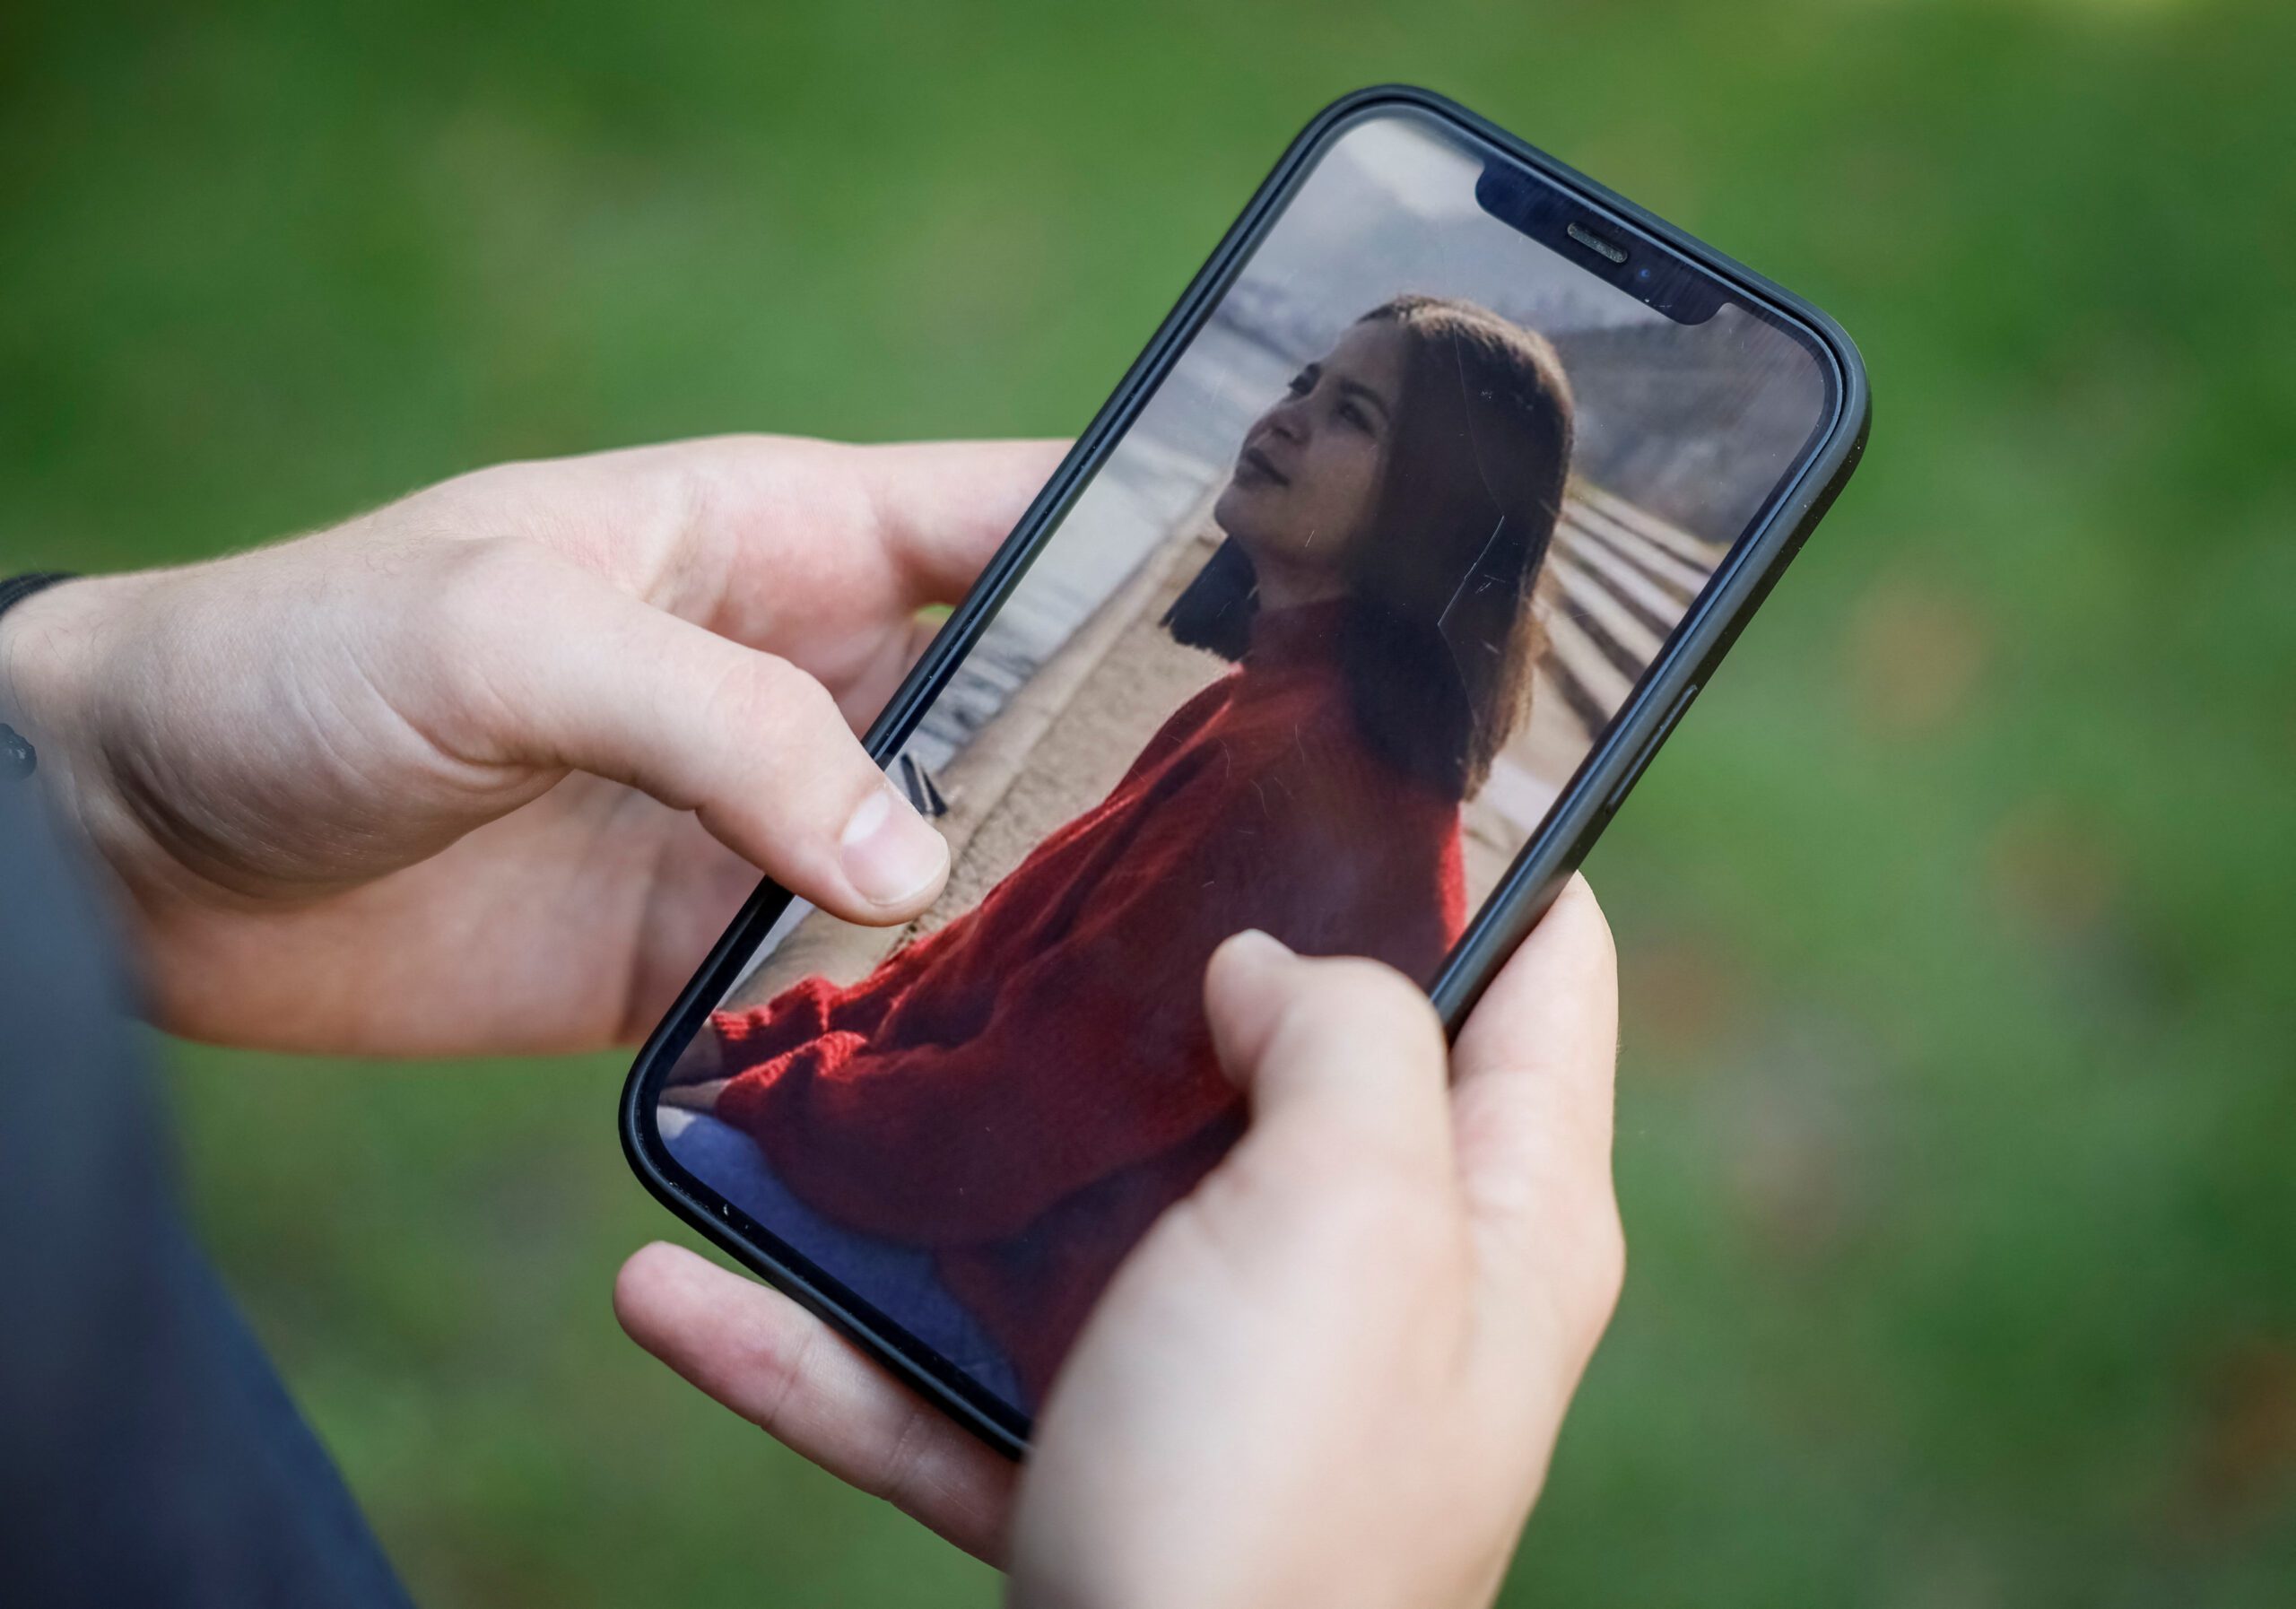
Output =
[
  {"x1": 617, "y1": 877, "x2": 1622, "y2": 1601},
  {"x1": 0, "y1": 437, "x2": 1059, "y2": 1053}
]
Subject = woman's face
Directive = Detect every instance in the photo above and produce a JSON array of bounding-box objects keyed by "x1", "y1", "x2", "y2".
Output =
[{"x1": 1213, "y1": 318, "x2": 1409, "y2": 594}]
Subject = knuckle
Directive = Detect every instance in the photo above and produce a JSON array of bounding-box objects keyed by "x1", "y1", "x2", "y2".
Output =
[
  {"x1": 741, "y1": 1305, "x2": 819, "y2": 1438},
  {"x1": 1539, "y1": 1074, "x2": 1618, "y2": 1174},
  {"x1": 866, "y1": 1400, "x2": 938, "y2": 1507},
  {"x1": 707, "y1": 651, "x2": 844, "y2": 747},
  {"x1": 425, "y1": 535, "x2": 558, "y2": 648},
  {"x1": 1528, "y1": 1176, "x2": 1627, "y2": 1348},
  {"x1": 404, "y1": 536, "x2": 572, "y2": 759},
  {"x1": 1577, "y1": 1196, "x2": 1629, "y2": 1322}
]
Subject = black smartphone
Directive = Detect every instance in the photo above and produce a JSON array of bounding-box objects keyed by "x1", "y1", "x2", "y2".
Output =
[{"x1": 622, "y1": 85, "x2": 1868, "y2": 1455}]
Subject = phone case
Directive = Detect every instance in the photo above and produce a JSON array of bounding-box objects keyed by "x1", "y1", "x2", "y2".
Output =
[{"x1": 620, "y1": 83, "x2": 1871, "y2": 1457}]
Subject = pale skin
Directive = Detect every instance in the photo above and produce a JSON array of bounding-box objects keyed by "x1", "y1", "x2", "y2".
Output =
[
  {"x1": 1, "y1": 434, "x2": 1623, "y2": 1608},
  {"x1": 1, "y1": 437, "x2": 1045, "y2": 1053}
]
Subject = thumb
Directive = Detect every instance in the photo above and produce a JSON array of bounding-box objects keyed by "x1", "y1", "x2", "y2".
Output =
[
  {"x1": 442, "y1": 544, "x2": 949, "y2": 923},
  {"x1": 1202, "y1": 931, "x2": 1455, "y2": 1185}
]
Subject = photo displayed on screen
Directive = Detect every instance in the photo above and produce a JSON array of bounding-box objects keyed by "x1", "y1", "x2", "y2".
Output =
[{"x1": 653, "y1": 109, "x2": 1833, "y2": 1413}]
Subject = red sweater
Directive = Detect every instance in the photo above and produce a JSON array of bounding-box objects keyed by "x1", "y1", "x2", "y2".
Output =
[{"x1": 711, "y1": 600, "x2": 1466, "y2": 1404}]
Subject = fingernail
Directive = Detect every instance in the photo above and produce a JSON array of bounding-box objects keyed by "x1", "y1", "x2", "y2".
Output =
[
  {"x1": 840, "y1": 782, "x2": 947, "y2": 908},
  {"x1": 1215, "y1": 927, "x2": 1292, "y2": 976}
]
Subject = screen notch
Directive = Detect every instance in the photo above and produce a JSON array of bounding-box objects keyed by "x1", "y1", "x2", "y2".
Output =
[{"x1": 1475, "y1": 158, "x2": 1724, "y2": 325}]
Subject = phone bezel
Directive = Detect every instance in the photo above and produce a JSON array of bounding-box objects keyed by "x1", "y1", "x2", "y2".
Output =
[{"x1": 619, "y1": 83, "x2": 1872, "y2": 1457}]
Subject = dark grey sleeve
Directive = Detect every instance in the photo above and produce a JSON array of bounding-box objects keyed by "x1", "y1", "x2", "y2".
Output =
[{"x1": 0, "y1": 780, "x2": 415, "y2": 1609}]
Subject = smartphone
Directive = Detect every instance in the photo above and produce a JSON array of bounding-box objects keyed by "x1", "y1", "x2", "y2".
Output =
[{"x1": 622, "y1": 85, "x2": 1868, "y2": 1455}]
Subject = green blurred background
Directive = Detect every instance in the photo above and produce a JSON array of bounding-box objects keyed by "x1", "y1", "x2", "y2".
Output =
[{"x1": 5, "y1": 0, "x2": 2293, "y2": 1602}]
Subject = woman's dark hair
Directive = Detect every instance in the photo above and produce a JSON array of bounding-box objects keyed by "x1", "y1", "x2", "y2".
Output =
[{"x1": 1163, "y1": 293, "x2": 1576, "y2": 800}]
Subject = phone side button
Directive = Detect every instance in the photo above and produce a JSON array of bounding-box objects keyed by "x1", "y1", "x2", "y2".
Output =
[{"x1": 1604, "y1": 683, "x2": 1699, "y2": 817}]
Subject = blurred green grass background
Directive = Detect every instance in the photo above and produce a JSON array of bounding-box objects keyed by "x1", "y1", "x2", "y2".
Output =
[{"x1": 6, "y1": 1, "x2": 2293, "y2": 1603}]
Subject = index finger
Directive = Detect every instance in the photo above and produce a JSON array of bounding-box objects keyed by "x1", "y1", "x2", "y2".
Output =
[{"x1": 613, "y1": 1242, "x2": 1017, "y2": 1562}]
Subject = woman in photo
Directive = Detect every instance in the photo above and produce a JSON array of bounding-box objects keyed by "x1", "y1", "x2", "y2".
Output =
[{"x1": 663, "y1": 294, "x2": 1576, "y2": 1405}]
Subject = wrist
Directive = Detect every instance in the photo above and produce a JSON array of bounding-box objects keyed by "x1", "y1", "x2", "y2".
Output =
[
  {"x1": 0, "y1": 571, "x2": 157, "y2": 815},
  {"x1": 1, "y1": 576, "x2": 91, "y2": 735}
]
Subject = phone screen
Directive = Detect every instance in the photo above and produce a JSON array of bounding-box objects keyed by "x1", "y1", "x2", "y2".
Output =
[{"x1": 647, "y1": 106, "x2": 1841, "y2": 1420}]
